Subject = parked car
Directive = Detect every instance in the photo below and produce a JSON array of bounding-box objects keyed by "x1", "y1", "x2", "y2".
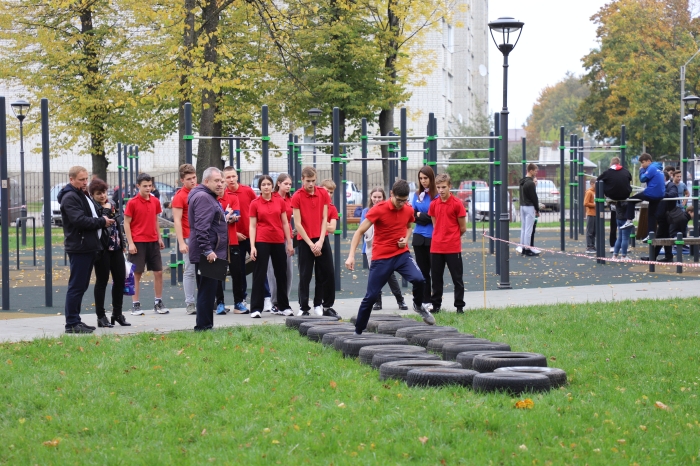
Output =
[
  {"x1": 0, "y1": 178, "x2": 22, "y2": 225},
  {"x1": 40, "y1": 183, "x2": 66, "y2": 227},
  {"x1": 535, "y1": 179, "x2": 560, "y2": 211},
  {"x1": 251, "y1": 172, "x2": 281, "y2": 195},
  {"x1": 472, "y1": 188, "x2": 515, "y2": 222},
  {"x1": 346, "y1": 181, "x2": 362, "y2": 205},
  {"x1": 160, "y1": 190, "x2": 174, "y2": 222},
  {"x1": 456, "y1": 180, "x2": 488, "y2": 207},
  {"x1": 153, "y1": 181, "x2": 176, "y2": 199}
]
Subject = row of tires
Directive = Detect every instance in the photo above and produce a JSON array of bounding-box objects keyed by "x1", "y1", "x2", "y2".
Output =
[{"x1": 284, "y1": 315, "x2": 567, "y2": 395}]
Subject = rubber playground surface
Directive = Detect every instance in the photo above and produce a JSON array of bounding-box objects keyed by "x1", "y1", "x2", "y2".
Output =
[{"x1": 1, "y1": 228, "x2": 697, "y2": 317}]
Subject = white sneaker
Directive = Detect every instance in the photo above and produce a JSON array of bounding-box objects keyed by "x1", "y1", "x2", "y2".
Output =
[
  {"x1": 424, "y1": 303, "x2": 433, "y2": 311},
  {"x1": 263, "y1": 297, "x2": 273, "y2": 312},
  {"x1": 609, "y1": 247, "x2": 615, "y2": 253},
  {"x1": 313, "y1": 305, "x2": 323, "y2": 316},
  {"x1": 516, "y1": 246, "x2": 523, "y2": 254},
  {"x1": 250, "y1": 311, "x2": 262, "y2": 318},
  {"x1": 531, "y1": 248, "x2": 541, "y2": 254},
  {"x1": 185, "y1": 303, "x2": 196, "y2": 315},
  {"x1": 281, "y1": 309, "x2": 294, "y2": 316},
  {"x1": 620, "y1": 220, "x2": 635, "y2": 230},
  {"x1": 131, "y1": 302, "x2": 144, "y2": 316}
]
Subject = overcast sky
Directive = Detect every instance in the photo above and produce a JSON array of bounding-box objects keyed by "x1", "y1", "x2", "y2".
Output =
[{"x1": 487, "y1": 0, "x2": 610, "y2": 129}]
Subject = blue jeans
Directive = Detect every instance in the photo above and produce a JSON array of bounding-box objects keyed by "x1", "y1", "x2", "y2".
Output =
[
  {"x1": 614, "y1": 218, "x2": 631, "y2": 256},
  {"x1": 355, "y1": 252, "x2": 425, "y2": 334}
]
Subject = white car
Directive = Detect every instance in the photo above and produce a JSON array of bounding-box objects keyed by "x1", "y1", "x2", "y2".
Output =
[
  {"x1": 40, "y1": 183, "x2": 66, "y2": 227},
  {"x1": 472, "y1": 188, "x2": 515, "y2": 221},
  {"x1": 346, "y1": 181, "x2": 362, "y2": 205},
  {"x1": 535, "y1": 179, "x2": 560, "y2": 211}
]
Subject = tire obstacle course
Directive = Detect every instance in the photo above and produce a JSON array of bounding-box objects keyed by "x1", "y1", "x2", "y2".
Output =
[{"x1": 285, "y1": 315, "x2": 567, "y2": 395}]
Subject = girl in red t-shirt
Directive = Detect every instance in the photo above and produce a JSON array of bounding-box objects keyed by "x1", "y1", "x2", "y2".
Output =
[
  {"x1": 249, "y1": 176, "x2": 294, "y2": 318},
  {"x1": 266, "y1": 173, "x2": 294, "y2": 315}
]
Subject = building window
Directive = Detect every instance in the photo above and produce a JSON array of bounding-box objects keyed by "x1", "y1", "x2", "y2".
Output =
[
  {"x1": 448, "y1": 73, "x2": 454, "y2": 101},
  {"x1": 447, "y1": 24, "x2": 454, "y2": 53}
]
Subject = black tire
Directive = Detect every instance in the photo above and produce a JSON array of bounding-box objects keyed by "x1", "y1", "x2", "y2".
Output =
[
  {"x1": 406, "y1": 368, "x2": 479, "y2": 388},
  {"x1": 298, "y1": 320, "x2": 350, "y2": 337},
  {"x1": 443, "y1": 343, "x2": 511, "y2": 361},
  {"x1": 350, "y1": 315, "x2": 404, "y2": 324},
  {"x1": 321, "y1": 331, "x2": 357, "y2": 346},
  {"x1": 411, "y1": 332, "x2": 481, "y2": 348},
  {"x1": 285, "y1": 315, "x2": 341, "y2": 329},
  {"x1": 307, "y1": 325, "x2": 356, "y2": 342},
  {"x1": 426, "y1": 336, "x2": 487, "y2": 354},
  {"x1": 333, "y1": 333, "x2": 385, "y2": 352},
  {"x1": 342, "y1": 337, "x2": 409, "y2": 358},
  {"x1": 494, "y1": 367, "x2": 567, "y2": 388},
  {"x1": 456, "y1": 351, "x2": 512, "y2": 369},
  {"x1": 379, "y1": 360, "x2": 461, "y2": 381},
  {"x1": 371, "y1": 352, "x2": 441, "y2": 369},
  {"x1": 472, "y1": 352, "x2": 547, "y2": 373},
  {"x1": 376, "y1": 320, "x2": 428, "y2": 335},
  {"x1": 358, "y1": 344, "x2": 427, "y2": 365},
  {"x1": 473, "y1": 372, "x2": 551, "y2": 395},
  {"x1": 394, "y1": 326, "x2": 458, "y2": 339}
]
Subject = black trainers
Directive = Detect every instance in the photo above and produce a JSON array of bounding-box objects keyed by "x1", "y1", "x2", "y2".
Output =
[
  {"x1": 456, "y1": 308, "x2": 464, "y2": 314},
  {"x1": 65, "y1": 322, "x2": 94, "y2": 334},
  {"x1": 397, "y1": 300, "x2": 408, "y2": 311},
  {"x1": 372, "y1": 301, "x2": 382, "y2": 310},
  {"x1": 323, "y1": 307, "x2": 339, "y2": 317},
  {"x1": 412, "y1": 302, "x2": 436, "y2": 325}
]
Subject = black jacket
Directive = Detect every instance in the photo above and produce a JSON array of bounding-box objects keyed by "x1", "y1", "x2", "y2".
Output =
[
  {"x1": 188, "y1": 184, "x2": 228, "y2": 264},
  {"x1": 519, "y1": 176, "x2": 539, "y2": 212},
  {"x1": 58, "y1": 184, "x2": 106, "y2": 254},
  {"x1": 597, "y1": 164, "x2": 632, "y2": 200}
]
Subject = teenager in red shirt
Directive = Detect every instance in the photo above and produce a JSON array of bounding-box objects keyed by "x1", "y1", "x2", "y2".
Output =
[
  {"x1": 346, "y1": 179, "x2": 435, "y2": 334},
  {"x1": 123, "y1": 173, "x2": 168, "y2": 316},
  {"x1": 249, "y1": 176, "x2": 294, "y2": 318},
  {"x1": 266, "y1": 173, "x2": 294, "y2": 315},
  {"x1": 171, "y1": 163, "x2": 197, "y2": 315},
  {"x1": 214, "y1": 171, "x2": 245, "y2": 315},
  {"x1": 222, "y1": 166, "x2": 257, "y2": 313},
  {"x1": 428, "y1": 173, "x2": 467, "y2": 313},
  {"x1": 292, "y1": 167, "x2": 336, "y2": 317},
  {"x1": 316, "y1": 179, "x2": 340, "y2": 311}
]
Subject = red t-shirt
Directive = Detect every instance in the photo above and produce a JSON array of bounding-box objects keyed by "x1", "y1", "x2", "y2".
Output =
[
  {"x1": 326, "y1": 204, "x2": 339, "y2": 236},
  {"x1": 226, "y1": 184, "x2": 257, "y2": 240},
  {"x1": 428, "y1": 194, "x2": 466, "y2": 254},
  {"x1": 124, "y1": 193, "x2": 162, "y2": 242},
  {"x1": 365, "y1": 200, "x2": 415, "y2": 260},
  {"x1": 250, "y1": 195, "x2": 287, "y2": 244},
  {"x1": 219, "y1": 191, "x2": 240, "y2": 246},
  {"x1": 274, "y1": 192, "x2": 293, "y2": 237},
  {"x1": 291, "y1": 186, "x2": 330, "y2": 240},
  {"x1": 171, "y1": 186, "x2": 192, "y2": 239}
]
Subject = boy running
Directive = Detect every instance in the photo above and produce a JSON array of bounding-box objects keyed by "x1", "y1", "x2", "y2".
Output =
[
  {"x1": 171, "y1": 164, "x2": 197, "y2": 314},
  {"x1": 428, "y1": 174, "x2": 467, "y2": 313},
  {"x1": 123, "y1": 173, "x2": 168, "y2": 315},
  {"x1": 346, "y1": 179, "x2": 434, "y2": 334}
]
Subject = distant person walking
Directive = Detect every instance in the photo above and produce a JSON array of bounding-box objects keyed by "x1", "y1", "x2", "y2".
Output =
[
  {"x1": 518, "y1": 163, "x2": 540, "y2": 256},
  {"x1": 58, "y1": 166, "x2": 115, "y2": 334}
]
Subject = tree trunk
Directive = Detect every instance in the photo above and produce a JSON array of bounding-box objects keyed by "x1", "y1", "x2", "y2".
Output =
[
  {"x1": 178, "y1": 0, "x2": 196, "y2": 166},
  {"x1": 379, "y1": 1, "x2": 400, "y2": 192},
  {"x1": 379, "y1": 107, "x2": 394, "y2": 192},
  {"x1": 195, "y1": 0, "x2": 220, "y2": 180}
]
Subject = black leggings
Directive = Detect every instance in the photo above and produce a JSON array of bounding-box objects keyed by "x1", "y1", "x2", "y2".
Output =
[
  {"x1": 251, "y1": 242, "x2": 289, "y2": 313},
  {"x1": 298, "y1": 239, "x2": 334, "y2": 311},
  {"x1": 93, "y1": 248, "x2": 126, "y2": 318},
  {"x1": 412, "y1": 240, "x2": 432, "y2": 303},
  {"x1": 215, "y1": 245, "x2": 245, "y2": 305}
]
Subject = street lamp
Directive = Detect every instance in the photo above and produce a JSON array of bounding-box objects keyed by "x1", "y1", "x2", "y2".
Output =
[
  {"x1": 683, "y1": 95, "x2": 700, "y2": 181},
  {"x1": 488, "y1": 16, "x2": 524, "y2": 290},
  {"x1": 11, "y1": 99, "x2": 30, "y2": 246},
  {"x1": 308, "y1": 108, "x2": 322, "y2": 168}
]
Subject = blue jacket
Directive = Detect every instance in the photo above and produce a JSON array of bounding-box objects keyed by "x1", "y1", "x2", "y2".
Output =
[
  {"x1": 187, "y1": 184, "x2": 228, "y2": 264},
  {"x1": 411, "y1": 191, "x2": 435, "y2": 238},
  {"x1": 361, "y1": 207, "x2": 369, "y2": 253},
  {"x1": 639, "y1": 163, "x2": 664, "y2": 199}
]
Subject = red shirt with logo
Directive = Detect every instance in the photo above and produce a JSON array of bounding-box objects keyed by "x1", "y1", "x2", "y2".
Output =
[
  {"x1": 219, "y1": 191, "x2": 240, "y2": 246},
  {"x1": 171, "y1": 186, "x2": 192, "y2": 238},
  {"x1": 124, "y1": 193, "x2": 162, "y2": 242},
  {"x1": 428, "y1": 194, "x2": 466, "y2": 254},
  {"x1": 291, "y1": 186, "x2": 330, "y2": 240},
  {"x1": 250, "y1": 195, "x2": 287, "y2": 244},
  {"x1": 326, "y1": 204, "x2": 339, "y2": 236},
  {"x1": 226, "y1": 183, "x2": 257, "y2": 240},
  {"x1": 365, "y1": 200, "x2": 414, "y2": 260},
  {"x1": 274, "y1": 192, "x2": 293, "y2": 238}
]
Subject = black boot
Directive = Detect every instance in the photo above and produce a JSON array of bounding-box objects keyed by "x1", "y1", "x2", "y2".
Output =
[
  {"x1": 373, "y1": 295, "x2": 382, "y2": 310},
  {"x1": 396, "y1": 299, "x2": 408, "y2": 311},
  {"x1": 97, "y1": 316, "x2": 114, "y2": 328},
  {"x1": 111, "y1": 315, "x2": 131, "y2": 326}
]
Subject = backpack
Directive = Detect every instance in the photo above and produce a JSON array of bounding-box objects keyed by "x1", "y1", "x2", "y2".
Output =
[{"x1": 353, "y1": 206, "x2": 363, "y2": 218}]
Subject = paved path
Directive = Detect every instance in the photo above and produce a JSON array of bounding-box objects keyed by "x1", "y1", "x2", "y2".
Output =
[{"x1": 2, "y1": 279, "x2": 699, "y2": 343}]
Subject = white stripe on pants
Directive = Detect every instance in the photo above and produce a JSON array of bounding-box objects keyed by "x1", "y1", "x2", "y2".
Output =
[
  {"x1": 183, "y1": 238, "x2": 196, "y2": 305},
  {"x1": 520, "y1": 206, "x2": 535, "y2": 249},
  {"x1": 267, "y1": 254, "x2": 293, "y2": 306}
]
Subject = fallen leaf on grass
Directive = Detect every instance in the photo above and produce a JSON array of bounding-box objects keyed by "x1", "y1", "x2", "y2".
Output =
[
  {"x1": 329, "y1": 380, "x2": 337, "y2": 389},
  {"x1": 654, "y1": 401, "x2": 670, "y2": 410},
  {"x1": 617, "y1": 439, "x2": 626, "y2": 444},
  {"x1": 271, "y1": 440, "x2": 279, "y2": 444},
  {"x1": 201, "y1": 429, "x2": 207, "y2": 436},
  {"x1": 43, "y1": 439, "x2": 60, "y2": 447},
  {"x1": 519, "y1": 444, "x2": 528, "y2": 451},
  {"x1": 337, "y1": 403, "x2": 346, "y2": 408},
  {"x1": 418, "y1": 436, "x2": 428, "y2": 445},
  {"x1": 78, "y1": 347, "x2": 84, "y2": 352},
  {"x1": 177, "y1": 349, "x2": 184, "y2": 356},
  {"x1": 514, "y1": 399, "x2": 534, "y2": 409}
]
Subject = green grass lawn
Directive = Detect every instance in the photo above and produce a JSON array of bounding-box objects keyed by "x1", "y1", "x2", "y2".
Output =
[{"x1": 2, "y1": 299, "x2": 699, "y2": 464}]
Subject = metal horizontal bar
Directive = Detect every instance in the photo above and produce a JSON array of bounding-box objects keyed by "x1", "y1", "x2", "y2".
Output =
[
  {"x1": 435, "y1": 136, "x2": 498, "y2": 140},
  {"x1": 437, "y1": 148, "x2": 491, "y2": 152}
]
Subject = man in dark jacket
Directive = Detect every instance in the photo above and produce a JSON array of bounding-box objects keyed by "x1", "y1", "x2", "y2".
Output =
[
  {"x1": 598, "y1": 157, "x2": 632, "y2": 252},
  {"x1": 518, "y1": 163, "x2": 540, "y2": 256},
  {"x1": 641, "y1": 173, "x2": 678, "y2": 261},
  {"x1": 59, "y1": 166, "x2": 115, "y2": 333},
  {"x1": 188, "y1": 167, "x2": 228, "y2": 331}
]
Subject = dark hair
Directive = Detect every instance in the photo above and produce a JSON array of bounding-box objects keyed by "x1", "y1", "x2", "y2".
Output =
[
  {"x1": 367, "y1": 187, "x2": 386, "y2": 209},
  {"x1": 136, "y1": 173, "x2": 153, "y2": 185},
  {"x1": 639, "y1": 153, "x2": 652, "y2": 163},
  {"x1": 223, "y1": 166, "x2": 237, "y2": 173},
  {"x1": 664, "y1": 171, "x2": 670, "y2": 181},
  {"x1": 672, "y1": 170, "x2": 682, "y2": 177},
  {"x1": 527, "y1": 163, "x2": 538, "y2": 173},
  {"x1": 416, "y1": 166, "x2": 437, "y2": 199},
  {"x1": 179, "y1": 163, "x2": 195, "y2": 179},
  {"x1": 274, "y1": 173, "x2": 292, "y2": 198},
  {"x1": 664, "y1": 165, "x2": 675, "y2": 173},
  {"x1": 258, "y1": 175, "x2": 274, "y2": 190},
  {"x1": 88, "y1": 178, "x2": 108, "y2": 196},
  {"x1": 391, "y1": 179, "x2": 410, "y2": 198}
]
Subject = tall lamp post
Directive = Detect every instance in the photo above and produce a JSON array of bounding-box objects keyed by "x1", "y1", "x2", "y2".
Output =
[
  {"x1": 488, "y1": 16, "x2": 523, "y2": 290},
  {"x1": 308, "y1": 108, "x2": 322, "y2": 168},
  {"x1": 683, "y1": 95, "x2": 700, "y2": 181},
  {"x1": 11, "y1": 99, "x2": 30, "y2": 246}
]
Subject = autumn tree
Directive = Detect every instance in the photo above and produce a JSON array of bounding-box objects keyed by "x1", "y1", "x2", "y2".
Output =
[
  {"x1": 578, "y1": 0, "x2": 700, "y2": 156},
  {"x1": 445, "y1": 114, "x2": 492, "y2": 183}
]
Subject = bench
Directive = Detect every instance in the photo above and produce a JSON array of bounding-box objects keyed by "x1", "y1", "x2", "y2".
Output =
[
  {"x1": 646, "y1": 232, "x2": 700, "y2": 273},
  {"x1": 346, "y1": 204, "x2": 362, "y2": 224}
]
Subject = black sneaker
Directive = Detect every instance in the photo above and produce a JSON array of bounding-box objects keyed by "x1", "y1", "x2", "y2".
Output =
[
  {"x1": 372, "y1": 301, "x2": 382, "y2": 310},
  {"x1": 456, "y1": 308, "x2": 464, "y2": 314},
  {"x1": 65, "y1": 322, "x2": 94, "y2": 334},
  {"x1": 82, "y1": 322, "x2": 97, "y2": 330},
  {"x1": 397, "y1": 300, "x2": 408, "y2": 311},
  {"x1": 323, "y1": 307, "x2": 339, "y2": 317}
]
